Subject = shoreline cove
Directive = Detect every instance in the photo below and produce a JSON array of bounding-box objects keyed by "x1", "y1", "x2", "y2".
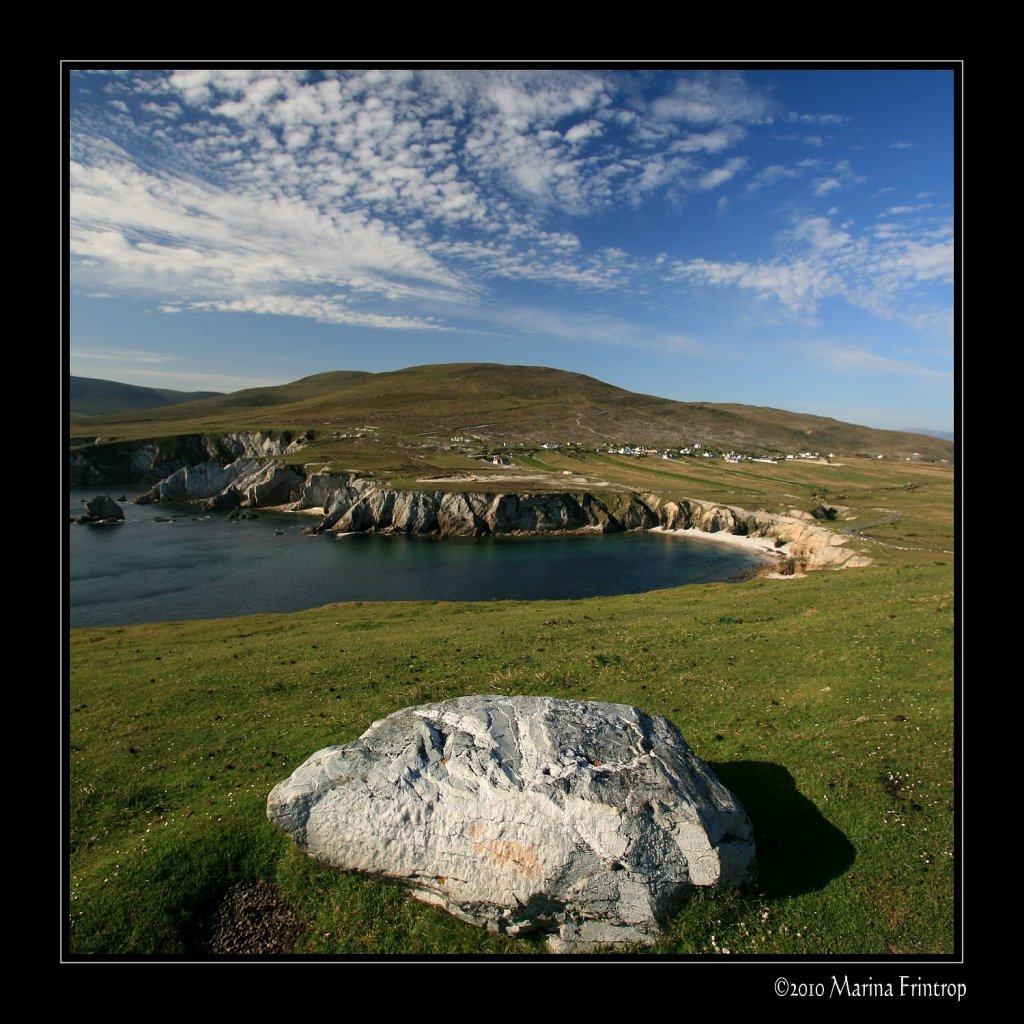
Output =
[
  {"x1": 69, "y1": 506, "x2": 770, "y2": 628},
  {"x1": 70, "y1": 432, "x2": 871, "y2": 575},
  {"x1": 70, "y1": 437, "x2": 873, "y2": 627},
  {"x1": 128, "y1": 455, "x2": 870, "y2": 573}
]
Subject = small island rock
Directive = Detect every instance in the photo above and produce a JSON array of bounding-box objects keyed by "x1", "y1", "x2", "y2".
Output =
[
  {"x1": 85, "y1": 494, "x2": 124, "y2": 520},
  {"x1": 72, "y1": 494, "x2": 126, "y2": 524}
]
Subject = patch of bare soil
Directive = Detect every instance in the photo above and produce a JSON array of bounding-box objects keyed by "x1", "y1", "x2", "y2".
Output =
[{"x1": 204, "y1": 881, "x2": 302, "y2": 955}]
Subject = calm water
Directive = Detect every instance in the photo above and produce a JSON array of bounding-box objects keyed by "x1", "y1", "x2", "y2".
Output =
[{"x1": 68, "y1": 488, "x2": 766, "y2": 627}]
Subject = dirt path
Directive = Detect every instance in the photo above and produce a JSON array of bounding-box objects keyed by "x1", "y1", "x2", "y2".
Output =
[{"x1": 842, "y1": 510, "x2": 901, "y2": 535}]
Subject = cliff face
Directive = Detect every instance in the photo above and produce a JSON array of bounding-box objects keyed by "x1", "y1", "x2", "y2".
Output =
[
  {"x1": 643, "y1": 495, "x2": 870, "y2": 570},
  {"x1": 304, "y1": 474, "x2": 659, "y2": 537},
  {"x1": 70, "y1": 432, "x2": 307, "y2": 487},
  {"x1": 70, "y1": 435, "x2": 211, "y2": 487},
  {"x1": 137, "y1": 458, "x2": 306, "y2": 509}
]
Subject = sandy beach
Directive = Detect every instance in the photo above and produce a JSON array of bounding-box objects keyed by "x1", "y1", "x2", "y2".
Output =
[{"x1": 648, "y1": 525, "x2": 787, "y2": 560}]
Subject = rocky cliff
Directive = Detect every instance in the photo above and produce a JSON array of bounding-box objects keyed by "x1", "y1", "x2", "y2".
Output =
[
  {"x1": 125, "y1": 450, "x2": 866, "y2": 571},
  {"x1": 70, "y1": 432, "x2": 308, "y2": 487},
  {"x1": 137, "y1": 457, "x2": 306, "y2": 510},
  {"x1": 303, "y1": 473, "x2": 659, "y2": 537},
  {"x1": 642, "y1": 495, "x2": 871, "y2": 570}
]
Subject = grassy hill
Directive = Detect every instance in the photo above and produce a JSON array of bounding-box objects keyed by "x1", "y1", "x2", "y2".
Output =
[
  {"x1": 69, "y1": 363, "x2": 953, "y2": 467},
  {"x1": 70, "y1": 376, "x2": 224, "y2": 417}
]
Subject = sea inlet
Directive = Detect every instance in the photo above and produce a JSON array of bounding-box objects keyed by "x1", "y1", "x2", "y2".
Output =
[{"x1": 68, "y1": 488, "x2": 768, "y2": 628}]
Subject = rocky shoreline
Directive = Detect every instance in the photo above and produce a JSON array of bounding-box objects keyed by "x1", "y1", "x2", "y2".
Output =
[{"x1": 71, "y1": 434, "x2": 870, "y2": 572}]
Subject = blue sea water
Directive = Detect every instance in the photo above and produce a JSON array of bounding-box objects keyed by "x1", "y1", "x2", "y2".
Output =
[{"x1": 68, "y1": 488, "x2": 766, "y2": 627}]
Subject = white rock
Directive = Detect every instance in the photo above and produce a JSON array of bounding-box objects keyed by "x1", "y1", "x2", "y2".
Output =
[{"x1": 267, "y1": 695, "x2": 755, "y2": 951}]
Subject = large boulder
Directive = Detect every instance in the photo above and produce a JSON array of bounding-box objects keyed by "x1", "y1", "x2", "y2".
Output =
[{"x1": 267, "y1": 695, "x2": 755, "y2": 951}]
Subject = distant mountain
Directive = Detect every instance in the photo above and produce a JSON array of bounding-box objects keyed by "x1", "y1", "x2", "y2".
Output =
[
  {"x1": 901, "y1": 427, "x2": 955, "y2": 441},
  {"x1": 70, "y1": 376, "x2": 223, "y2": 417},
  {"x1": 69, "y1": 363, "x2": 954, "y2": 462}
]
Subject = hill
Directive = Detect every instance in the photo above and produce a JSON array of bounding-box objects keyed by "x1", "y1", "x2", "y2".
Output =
[
  {"x1": 70, "y1": 376, "x2": 224, "y2": 417},
  {"x1": 69, "y1": 363, "x2": 953, "y2": 468}
]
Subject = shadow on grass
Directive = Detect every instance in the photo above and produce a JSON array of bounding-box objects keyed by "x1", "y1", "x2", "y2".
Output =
[{"x1": 710, "y1": 760, "x2": 855, "y2": 898}]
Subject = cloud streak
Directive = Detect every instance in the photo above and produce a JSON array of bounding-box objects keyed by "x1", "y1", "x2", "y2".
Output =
[
  {"x1": 784, "y1": 340, "x2": 950, "y2": 379},
  {"x1": 663, "y1": 208, "x2": 953, "y2": 330},
  {"x1": 74, "y1": 348, "x2": 177, "y2": 364}
]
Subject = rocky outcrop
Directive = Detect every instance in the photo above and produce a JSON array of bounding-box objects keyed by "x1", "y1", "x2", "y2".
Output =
[
  {"x1": 71, "y1": 494, "x2": 125, "y2": 524},
  {"x1": 70, "y1": 435, "x2": 213, "y2": 487},
  {"x1": 86, "y1": 494, "x2": 124, "y2": 520},
  {"x1": 211, "y1": 432, "x2": 308, "y2": 461},
  {"x1": 69, "y1": 432, "x2": 307, "y2": 487},
  {"x1": 646, "y1": 497, "x2": 756, "y2": 536},
  {"x1": 136, "y1": 457, "x2": 306, "y2": 509},
  {"x1": 766, "y1": 516, "x2": 872, "y2": 569},
  {"x1": 294, "y1": 472, "x2": 351, "y2": 512},
  {"x1": 643, "y1": 495, "x2": 869, "y2": 571},
  {"x1": 267, "y1": 695, "x2": 756, "y2": 952},
  {"x1": 304, "y1": 475, "x2": 658, "y2": 539}
]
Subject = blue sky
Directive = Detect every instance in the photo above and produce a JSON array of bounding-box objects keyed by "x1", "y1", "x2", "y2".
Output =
[{"x1": 68, "y1": 67, "x2": 956, "y2": 432}]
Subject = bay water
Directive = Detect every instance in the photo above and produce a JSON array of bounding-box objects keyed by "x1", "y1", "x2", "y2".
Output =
[{"x1": 68, "y1": 488, "x2": 766, "y2": 627}]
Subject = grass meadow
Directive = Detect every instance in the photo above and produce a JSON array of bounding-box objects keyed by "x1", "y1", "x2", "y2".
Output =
[{"x1": 68, "y1": 555, "x2": 954, "y2": 955}]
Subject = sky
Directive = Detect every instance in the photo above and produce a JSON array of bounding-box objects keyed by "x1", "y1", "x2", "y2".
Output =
[{"x1": 67, "y1": 66, "x2": 957, "y2": 433}]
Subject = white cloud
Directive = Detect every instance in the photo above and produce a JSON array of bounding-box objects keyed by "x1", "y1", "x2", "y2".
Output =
[
  {"x1": 483, "y1": 304, "x2": 703, "y2": 353},
  {"x1": 671, "y1": 125, "x2": 746, "y2": 154},
  {"x1": 890, "y1": 141, "x2": 914, "y2": 149},
  {"x1": 564, "y1": 119, "x2": 603, "y2": 145},
  {"x1": 651, "y1": 73, "x2": 777, "y2": 125},
  {"x1": 811, "y1": 159, "x2": 865, "y2": 198},
  {"x1": 70, "y1": 151, "x2": 469, "y2": 309},
  {"x1": 880, "y1": 239, "x2": 953, "y2": 284},
  {"x1": 881, "y1": 204, "x2": 934, "y2": 216},
  {"x1": 787, "y1": 112, "x2": 849, "y2": 126},
  {"x1": 665, "y1": 208, "x2": 952, "y2": 332},
  {"x1": 86, "y1": 366, "x2": 285, "y2": 392},
  {"x1": 697, "y1": 156, "x2": 747, "y2": 191},
  {"x1": 785, "y1": 340, "x2": 949, "y2": 379},
  {"x1": 76, "y1": 69, "x2": 774, "y2": 248},
  {"x1": 141, "y1": 101, "x2": 181, "y2": 119},
  {"x1": 74, "y1": 348, "x2": 176, "y2": 364},
  {"x1": 748, "y1": 163, "x2": 802, "y2": 191},
  {"x1": 443, "y1": 237, "x2": 638, "y2": 292},
  {"x1": 791, "y1": 215, "x2": 852, "y2": 251},
  {"x1": 160, "y1": 294, "x2": 443, "y2": 330},
  {"x1": 666, "y1": 256, "x2": 838, "y2": 317},
  {"x1": 166, "y1": 69, "x2": 215, "y2": 106}
]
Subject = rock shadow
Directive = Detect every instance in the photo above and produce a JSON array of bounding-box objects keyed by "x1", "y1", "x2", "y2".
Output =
[{"x1": 709, "y1": 760, "x2": 855, "y2": 899}]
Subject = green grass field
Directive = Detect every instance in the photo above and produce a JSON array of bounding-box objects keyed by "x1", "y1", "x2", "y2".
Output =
[{"x1": 68, "y1": 526, "x2": 955, "y2": 955}]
